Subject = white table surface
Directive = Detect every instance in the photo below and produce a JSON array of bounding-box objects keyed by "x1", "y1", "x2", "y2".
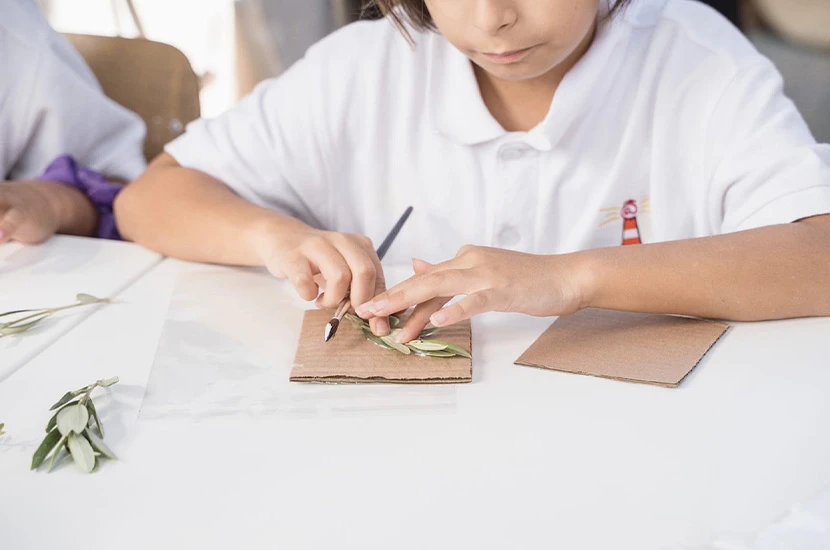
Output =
[
  {"x1": 0, "y1": 236, "x2": 161, "y2": 382},
  {"x1": 1, "y1": 237, "x2": 829, "y2": 550}
]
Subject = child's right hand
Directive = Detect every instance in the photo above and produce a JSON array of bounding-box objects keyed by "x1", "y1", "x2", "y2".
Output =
[
  {"x1": 0, "y1": 181, "x2": 78, "y2": 244},
  {"x1": 256, "y1": 224, "x2": 391, "y2": 336}
]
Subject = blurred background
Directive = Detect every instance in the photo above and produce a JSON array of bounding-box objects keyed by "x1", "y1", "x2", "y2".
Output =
[{"x1": 37, "y1": 0, "x2": 830, "y2": 142}]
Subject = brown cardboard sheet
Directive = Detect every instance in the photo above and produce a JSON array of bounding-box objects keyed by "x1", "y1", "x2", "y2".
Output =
[
  {"x1": 290, "y1": 310, "x2": 472, "y2": 384},
  {"x1": 515, "y1": 308, "x2": 729, "y2": 387}
]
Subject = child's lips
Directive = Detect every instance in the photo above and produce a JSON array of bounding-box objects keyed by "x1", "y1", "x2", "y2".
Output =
[{"x1": 481, "y1": 46, "x2": 535, "y2": 64}]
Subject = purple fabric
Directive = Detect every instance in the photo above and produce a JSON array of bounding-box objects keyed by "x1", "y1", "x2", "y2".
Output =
[{"x1": 38, "y1": 155, "x2": 123, "y2": 240}]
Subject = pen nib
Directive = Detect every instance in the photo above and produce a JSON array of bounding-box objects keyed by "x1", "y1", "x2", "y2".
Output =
[{"x1": 324, "y1": 318, "x2": 340, "y2": 342}]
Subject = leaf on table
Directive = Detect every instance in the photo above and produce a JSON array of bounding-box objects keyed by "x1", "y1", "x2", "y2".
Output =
[
  {"x1": 84, "y1": 429, "x2": 117, "y2": 460},
  {"x1": 85, "y1": 400, "x2": 104, "y2": 437},
  {"x1": 0, "y1": 308, "x2": 39, "y2": 320},
  {"x1": 46, "y1": 401, "x2": 81, "y2": 433},
  {"x1": 67, "y1": 433, "x2": 96, "y2": 473},
  {"x1": 47, "y1": 435, "x2": 68, "y2": 472},
  {"x1": 97, "y1": 376, "x2": 119, "y2": 388},
  {"x1": 76, "y1": 293, "x2": 107, "y2": 304},
  {"x1": 0, "y1": 314, "x2": 50, "y2": 336},
  {"x1": 56, "y1": 404, "x2": 89, "y2": 436},
  {"x1": 31, "y1": 429, "x2": 62, "y2": 470},
  {"x1": 49, "y1": 389, "x2": 87, "y2": 411}
]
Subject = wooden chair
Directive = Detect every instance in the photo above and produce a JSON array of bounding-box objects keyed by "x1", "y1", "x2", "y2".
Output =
[{"x1": 64, "y1": 34, "x2": 201, "y2": 162}]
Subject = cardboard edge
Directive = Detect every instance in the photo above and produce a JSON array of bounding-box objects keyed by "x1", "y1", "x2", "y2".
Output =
[
  {"x1": 289, "y1": 376, "x2": 472, "y2": 385},
  {"x1": 513, "y1": 361, "x2": 679, "y2": 388},
  {"x1": 671, "y1": 323, "x2": 731, "y2": 386}
]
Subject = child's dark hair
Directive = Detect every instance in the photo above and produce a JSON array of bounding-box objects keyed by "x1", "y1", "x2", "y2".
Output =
[{"x1": 363, "y1": 0, "x2": 634, "y2": 35}]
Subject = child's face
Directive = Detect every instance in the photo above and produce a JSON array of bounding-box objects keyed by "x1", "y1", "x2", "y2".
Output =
[{"x1": 425, "y1": 0, "x2": 600, "y2": 81}]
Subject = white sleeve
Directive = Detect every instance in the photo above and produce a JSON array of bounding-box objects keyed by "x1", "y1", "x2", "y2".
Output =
[
  {"x1": 705, "y1": 60, "x2": 830, "y2": 233},
  {"x1": 165, "y1": 47, "x2": 334, "y2": 230},
  {"x1": 8, "y1": 26, "x2": 147, "y2": 182}
]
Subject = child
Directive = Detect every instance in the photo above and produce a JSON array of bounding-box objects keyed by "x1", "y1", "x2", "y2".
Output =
[
  {"x1": 115, "y1": 0, "x2": 830, "y2": 343},
  {"x1": 0, "y1": 0, "x2": 146, "y2": 244}
]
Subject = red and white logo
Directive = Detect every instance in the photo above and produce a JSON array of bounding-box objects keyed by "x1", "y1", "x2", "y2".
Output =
[{"x1": 600, "y1": 198, "x2": 650, "y2": 245}]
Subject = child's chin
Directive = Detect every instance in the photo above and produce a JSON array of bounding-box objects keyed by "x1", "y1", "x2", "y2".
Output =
[{"x1": 476, "y1": 61, "x2": 549, "y2": 82}]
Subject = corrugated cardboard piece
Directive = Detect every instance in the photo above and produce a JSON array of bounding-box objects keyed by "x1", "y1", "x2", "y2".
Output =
[
  {"x1": 290, "y1": 310, "x2": 472, "y2": 384},
  {"x1": 515, "y1": 309, "x2": 729, "y2": 387}
]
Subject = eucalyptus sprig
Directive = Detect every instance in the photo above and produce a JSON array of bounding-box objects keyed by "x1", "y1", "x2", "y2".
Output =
[
  {"x1": 0, "y1": 423, "x2": 5, "y2": 437},
  {"x1": 31, "y1": 376, "x2": 119, "y2": 474},
  {"x1": 0, "y1": 293, "x2": 111, "y2": 337},
  {"x1": 344, "y1": 313, "x2": 471, "y2": 358}
]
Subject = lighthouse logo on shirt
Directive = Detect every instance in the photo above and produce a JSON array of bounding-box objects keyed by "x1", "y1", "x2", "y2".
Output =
[{"x1": 599, "y1": 198, "x2": 650, "y2": 245}]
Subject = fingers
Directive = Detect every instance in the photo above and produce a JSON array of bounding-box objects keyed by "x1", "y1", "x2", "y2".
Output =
[
  {"x1": 394, "y1": 297, "x2": 449, "y2": 343},
  {"x1": 356, "y1": 266, "x2": 476, "y2": 318},
  {"x1": 278, "y1": 255, "x2": 319, "y2": 301},
  {"x1": 430, "y1": 290, "x2": 501, "y2": 327},
  {"x1": 411, "y1": 257, "x2": 434, "y2": 274},
  {"x1": 0, "y1": 207, "x2": 23, "y2": 245},
  {"x1": 304, "y1": 240, "x2": 352, "y2": 309},
  {"x1": 333, "y1": 235, "x2": 378, "y2": 311}
]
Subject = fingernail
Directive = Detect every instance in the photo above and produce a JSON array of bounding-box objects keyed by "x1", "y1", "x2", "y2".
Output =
[
  {"x1": 372, "y1": 299, "x2": 389, "y2": 312},
  {"x1": 355, "y1": 302, "x2": 371, "y2": 316},
  {"x1": 375, "y1": 318, "x2": 390, "y2": 336},
  {"x1": 394, "y1": 331, "x2": 406, "y2": 344},
  {"x1": 430, "y1": 311, "x2": 448, "y2": 326}
]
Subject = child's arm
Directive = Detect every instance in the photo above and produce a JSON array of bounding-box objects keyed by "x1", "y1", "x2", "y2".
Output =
[
  {"x1": 0, "y1": 180, "x2": 96, "y2": 244},
  {"x1": 356, "y1": 215, "x2": 830, "y2": 342},
  {"x1": 115, "y1": 153, "x2": 392, "y2": 336}
]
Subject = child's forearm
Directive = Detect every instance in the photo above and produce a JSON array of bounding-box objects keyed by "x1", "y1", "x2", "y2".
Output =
[
  {"x1": 577, "y1": 215, "x2": 830, "y2": 321},
  {"x1": 114, "y1": 153, "x2": 307, "y2": 266}
]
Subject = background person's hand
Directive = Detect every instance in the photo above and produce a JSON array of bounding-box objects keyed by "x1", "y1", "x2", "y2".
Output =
[{"x1": 0, "y1": 180, "x2": 95, "y2": 244}]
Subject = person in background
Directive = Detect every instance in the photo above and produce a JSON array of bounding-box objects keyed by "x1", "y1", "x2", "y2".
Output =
[
  {"x1": 700, "y1": 0, "x2": 741, "y2": 28},
  {"x1": 0, "y1": 0, "x2": 146, "y2": 245},
  {"x1": 116, "y1": 0, "x2": 830, "y2": 341}
]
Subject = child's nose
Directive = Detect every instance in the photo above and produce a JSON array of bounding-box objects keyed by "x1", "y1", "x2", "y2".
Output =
[{"x1": 472, "y1": 0, "x2": 518, "y2": 35}]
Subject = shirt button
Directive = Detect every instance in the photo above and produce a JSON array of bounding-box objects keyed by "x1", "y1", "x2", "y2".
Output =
[
  {"x1": 497, "y1": 226, "x2": 521, "y2": 247},
  {"x1": 498, "y1": 144, "x2": 529, "y2": 161}
]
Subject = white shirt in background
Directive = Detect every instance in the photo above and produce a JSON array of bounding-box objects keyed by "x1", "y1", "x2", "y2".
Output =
[
  {"x1": 166, "y1": 0, "x2": 830, "y2": 266},
  {"x1": 0, "y1": 0, "x2": 146, "y2": 182}
]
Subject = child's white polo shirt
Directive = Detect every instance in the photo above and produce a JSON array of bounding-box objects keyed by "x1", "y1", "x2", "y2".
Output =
[{"x1": 167, "y1": 0, "x2": 830, "y2": 265}]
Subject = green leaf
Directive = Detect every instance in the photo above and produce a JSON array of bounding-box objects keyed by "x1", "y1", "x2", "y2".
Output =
[
  {"x1": 50, "y1": 389, "x2": 86, "y2": 411},
  {"x1": 365, "y1": 332, "x2": 393, "y2": 350},
  {"x1": 0, "y1": 308, "x2": 41, "y2": 320},
  {"x1": 31, "y1": 429, "x2": 62, "y2": 470},
  {"x1": 97, "y1": 376, "x2": 119, "y2": 388},
  {"x1": 56, "y1": 404, "x2": 89, "y2": 436},
  {"x1": 381, "y1": 335, "x2": 411, "y2": 355},
  {"x1": 76, "y1": 293, "x2": 107, "y2": 304},
  {"x1": 389, "y1": 315, "x2": 401, "y2": 328},
  {"x1": 407, "y1": 340, "x2": 449, "y2": 352},
  {"x1": 427, "y1": 341, "x2": 472, "y2": 359},
  {"x1": 419, "y1": 327, "x2": 441, "y2": 338},
  {"x1": 85, "y1": 400, "x2": 104, "y2": 437},
  {"x1": 46, "y1": 400, "x2": 81, "y2": 432},
  {"x1": 67, "y1": 433, "x2": 96, "y2": 473},
  {"x1": 423, "y1": 350, "x2": 456, "y2": 357},
  {"x1": 47, "y1": 435, "x2": 68, "y2": 472},
  {"x1": 83, "y1": 429, "x2": 117, "y2": 460},
  {"x1": 0, "y1": 314, "x2": 50, "y2": 336}
]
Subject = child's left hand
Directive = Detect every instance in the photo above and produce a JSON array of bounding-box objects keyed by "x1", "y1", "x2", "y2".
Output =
[{"x1": 355, "y1": 245, "x2": 590, "y2": 343}]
